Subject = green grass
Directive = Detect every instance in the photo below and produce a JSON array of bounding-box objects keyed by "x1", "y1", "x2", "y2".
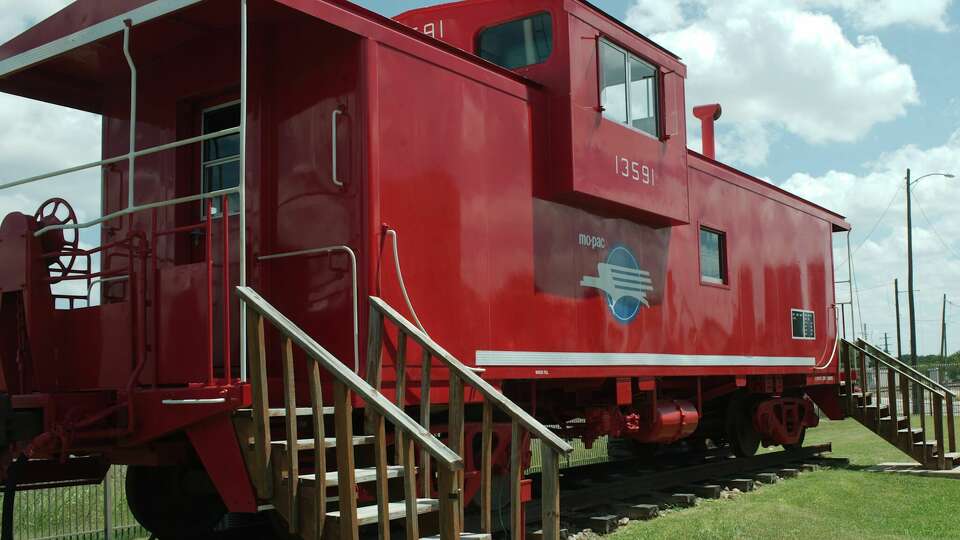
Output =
[
  {"x1": 0, "y1": 466, "x2": 147, "y2": 540},
  {"x1": 609, "y1": 419, "x2": 960, "y2": 540}
]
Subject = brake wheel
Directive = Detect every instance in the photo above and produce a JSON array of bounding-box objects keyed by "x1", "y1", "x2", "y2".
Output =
[{"x1": 34, "y1": 198, "x2": 79, "y2": 279}]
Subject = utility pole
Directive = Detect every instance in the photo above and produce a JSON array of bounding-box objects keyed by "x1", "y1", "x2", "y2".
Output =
[
  {"x1": 883, "y1": 332, "x2": 891, "y2": 354},
  {"x1": 941, "y1": 294, "x2": 948, "y2": 361},
  {"x1": 895, "y1": 279, "x2": 903, "y2": 360},
  {"x1": 906, "y1": 168, "x2": 921, "y2": 413},
  {"x1": 902, "y1": 170, "x2": 954, "y2": 410}
]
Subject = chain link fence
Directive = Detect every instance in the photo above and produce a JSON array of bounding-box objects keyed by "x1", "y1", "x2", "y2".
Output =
[{"x1": 2, "y1": 466, "x2": 147, "y2": 540}]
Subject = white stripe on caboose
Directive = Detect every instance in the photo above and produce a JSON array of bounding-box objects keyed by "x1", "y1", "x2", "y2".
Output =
[{"x1": 475, "y1": 351, "x2": 816, "y2": 367}]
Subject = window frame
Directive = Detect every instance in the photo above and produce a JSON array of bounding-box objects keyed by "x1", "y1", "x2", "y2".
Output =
[
  {"x1": 200, "y1": 99, "x2": 242, "y2": 220},
  {"x1": 597, "y1": 37, "x2": 662, "y2": 139},
  {"x1": 474, "y1": 10, "x2": 555, "y2": 70},
  {"x1": 698, "y1": 225, "x2": 729, "y2": 288},
  {"x1": 791, "y1": 309, "x2": 817, "y2": 340}
]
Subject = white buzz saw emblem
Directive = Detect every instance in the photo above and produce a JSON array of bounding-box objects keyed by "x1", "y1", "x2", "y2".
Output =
[{"x1": 580, "y1": 262, "x2": 654, "y2": 307}]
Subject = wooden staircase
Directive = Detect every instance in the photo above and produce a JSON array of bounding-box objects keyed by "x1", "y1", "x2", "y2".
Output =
[
  {"x1": 840, "y1": 339, "x2": 958, "y2": 470},
  {"x1": 233, "y1": 287, "x2": 573, "y2": 540}
]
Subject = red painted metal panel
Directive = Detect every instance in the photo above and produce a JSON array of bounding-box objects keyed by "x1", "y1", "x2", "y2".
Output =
[
  {"x1": 0, "y1": 0, "x2": 851, "y2": 491},
  {"x1": 186, "y1": 413, "x2": 258, "y2": 513}
]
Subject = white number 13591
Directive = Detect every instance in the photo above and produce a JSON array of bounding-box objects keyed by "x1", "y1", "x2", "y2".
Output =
[{"x1": 615, "y1": 156, "x2": 656, "y2": 186}]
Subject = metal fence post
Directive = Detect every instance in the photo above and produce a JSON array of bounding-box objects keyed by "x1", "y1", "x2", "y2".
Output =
[{"x1": 104, "y1": 466, "x2": 113, "y2": 540}]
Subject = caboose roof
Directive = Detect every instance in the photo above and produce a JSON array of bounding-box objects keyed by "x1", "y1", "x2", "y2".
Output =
[
  {"x1": 0, "y1": 0, "x2": 535, "y2": 114},
  {"x1": 397, "y1": 0, "x2": 682, "y2": 62}
]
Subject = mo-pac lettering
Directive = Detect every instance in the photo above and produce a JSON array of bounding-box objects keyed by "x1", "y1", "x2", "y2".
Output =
[{"x1": 578, "y1": 233, "x2": 606, "y2": 250}]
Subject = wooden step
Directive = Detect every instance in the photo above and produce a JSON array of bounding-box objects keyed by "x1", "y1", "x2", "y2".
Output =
[
  {"x1": 844, "y1": 391, "x2": 872, "y2": 401},
  {"x1": 898, "y1": 427, "x2": 923, "y2": 442},
  {"x1": 327, "y1": 498, "x2": 439, "y2": 526},
  {"x1": 236, "y1": 406, "x2": 334, "y2": 418},
  {"x1": 421, "y1": 534, "x2": 492, "y2": 540},
  {"x1": 880, "y1": 416, "x2": 909, "y2": 429},
  {"x1": 300, "y1": 465, "x2": 406, "y2": 488},
  {"x1": 913, "y1": 440, "x2": 938, "y2": 460},
  {"x1": 270, "y1": 435, "x2": 374, "y2": 451}
]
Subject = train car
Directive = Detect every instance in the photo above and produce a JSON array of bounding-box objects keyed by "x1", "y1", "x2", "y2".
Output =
[{"x1": 0, "y1": 0, "x2": 850, "y2": 538}]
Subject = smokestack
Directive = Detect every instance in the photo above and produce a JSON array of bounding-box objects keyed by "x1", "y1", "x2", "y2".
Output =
[{"x1": 692, "y1": 104, "x2": 722, "y2": 160}]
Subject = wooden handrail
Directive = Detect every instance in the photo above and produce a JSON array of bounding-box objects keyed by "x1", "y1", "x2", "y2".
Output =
[
  {"x1": 846, "y1": 342, "x2": 946, "y2": 397},
  {"x1": 842, "y1": 338, "x2": 956, "y2": 468},
  {"x1": 858, "y1": 340, "x2": 957, "y2": 398},
  {"x1": 236, "y1": 286, "x2": 463, "y2": 469},
  {"x1": 369, "y1": 296, "x2": 574, "y2": 455}
]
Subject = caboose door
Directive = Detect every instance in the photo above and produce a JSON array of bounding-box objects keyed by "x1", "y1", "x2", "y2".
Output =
[{"x1": 258, "y1": 23, "x2": 365, "y2": 379}]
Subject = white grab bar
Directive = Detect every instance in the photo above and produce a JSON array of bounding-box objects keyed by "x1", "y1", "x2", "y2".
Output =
[
  {"x1": 259, "y1": 246, "x2": 359, "y2": 373},
  {"x1": 332, "y1": 107, "x2": 344, "y2": 188}
]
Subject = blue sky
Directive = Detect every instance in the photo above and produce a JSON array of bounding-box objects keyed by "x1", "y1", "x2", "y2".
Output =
[{"x1": 0, "y1": 0, "x2": 959, "y2": 355}]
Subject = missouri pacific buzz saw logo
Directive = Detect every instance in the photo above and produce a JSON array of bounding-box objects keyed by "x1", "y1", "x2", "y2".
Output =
[{"x1": 580, "y1": 245, "x2": 653, "y2": 323}]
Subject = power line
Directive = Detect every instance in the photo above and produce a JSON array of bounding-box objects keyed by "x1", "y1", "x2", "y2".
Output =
[
  {"x1": 835, "y1": 184, "x2": 903, "y2": 271},
  {"x1": 912, "y1": 195, "x2": 960, "y2": 260}
]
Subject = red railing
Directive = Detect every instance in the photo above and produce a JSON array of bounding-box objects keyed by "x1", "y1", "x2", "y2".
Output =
[
  {"x1": 29, "y1": 192, "x2": 237, "y2": 448},
  {"x1": 149, "y1": 195, "x2": 235, "y2": 387},
  {"x1": 39, "y1": 194, "x2": 236, "y2": 390}
]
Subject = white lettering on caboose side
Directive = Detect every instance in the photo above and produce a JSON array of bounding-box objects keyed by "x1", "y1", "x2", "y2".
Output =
[
  {"x1": 615, "y1": 155, "x2": 656, "y2": 186},
  {"x1": 578, "y1": 233, "x2": 606, "y2": 250}
]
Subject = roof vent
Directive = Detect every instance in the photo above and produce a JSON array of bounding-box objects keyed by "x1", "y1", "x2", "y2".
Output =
[{"x1": 692, "y1": 104, "x2": 722, "y2": 160}]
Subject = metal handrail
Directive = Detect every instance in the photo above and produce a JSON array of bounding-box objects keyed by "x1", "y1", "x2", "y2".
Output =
[
  {"x1": 369, "y1": 295, "x2": 574, "y2": 455},
  {"x1": 845, "y1": 341, "x2": 946, "y2": 397},
  {"x1": 331, "y1": 107, "x2": 344, "y2": 188},
  {"x1": 858, "y1": 339, "x2": 957, "y2": 398},
  {"x1": 0, "y1": 127, "x2": 240, "y2": 194},
  {"x1": 236, "y1": 286, "x2": 463, "y2": 469},
  {"x1": 258, "y1": 245, "x2": 359, "y2": 374},
  {"x1": 34, "y1": 187, "x2": 239, "y2": 236}
]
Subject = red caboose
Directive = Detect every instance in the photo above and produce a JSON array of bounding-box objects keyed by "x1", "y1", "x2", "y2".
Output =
[{"x1": 0, "y1": 0, "x2": 849, "y2": 538}]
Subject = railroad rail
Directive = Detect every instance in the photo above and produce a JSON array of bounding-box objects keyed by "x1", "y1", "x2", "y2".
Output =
[{"x1": 515, "y1": 444, "x2": 836, "y2": 537}]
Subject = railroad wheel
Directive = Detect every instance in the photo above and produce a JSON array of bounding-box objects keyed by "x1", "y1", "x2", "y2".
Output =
[
  {"x1": 784, "y1": 427, "x2": 807, "y2": 451},
  {"x1": 126, "y1": 465, "x2": 226, "y2": 539},
  {"x1": 725, "y1": 394, "x2": 760, "y2": 458}
]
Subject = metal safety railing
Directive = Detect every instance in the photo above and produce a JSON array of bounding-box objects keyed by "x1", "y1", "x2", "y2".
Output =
[
  {"x1": 258, "y1": 245, "x2": 360, "y2": 373},
  {"x1": 0, "y1": 467, "x2": 146, "y2": 540},
  {"x1": 0, "y1": 0, "x2": 252, "y2": 382}
]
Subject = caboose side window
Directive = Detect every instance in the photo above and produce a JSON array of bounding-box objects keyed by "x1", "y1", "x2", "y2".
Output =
[
  {"x1": 699, "y1": 227, "x2": 727, "y2": 285},
  {"x1": 791, "y1": 309, "x2": 816, "y2": 340},
  {"x1": 201, "y1": 101, "x2": 241, "y2": 219},
  {"x1": 476, "y1": 12, "x2": 553, "y2": 69},
  {"x1": 600, "y1": 39, "x2": 660, "y2": 138}
]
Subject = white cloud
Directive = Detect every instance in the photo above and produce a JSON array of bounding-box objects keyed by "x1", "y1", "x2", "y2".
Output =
[
  {"x1": 624, "y1": 0, "x2": 689, "y2": 35},
  {"x1": 803, "y1": 0, "x2": 953, "y2": 31},
  {"x1": 782, "y1": 130, "x2": 960, "y2": 354},
  {"x1": 0, "y1": 92, "x2": 101, "y2": 226},
  {"x1": 0, "y1": 1, "x2": 102, "y2": 269},
  {"x1": 626, "y1": 0, "x2": 920, "y2": 167},
  {"x1": 0, "y1": 0, "x2": 71, "y2": 44}
]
